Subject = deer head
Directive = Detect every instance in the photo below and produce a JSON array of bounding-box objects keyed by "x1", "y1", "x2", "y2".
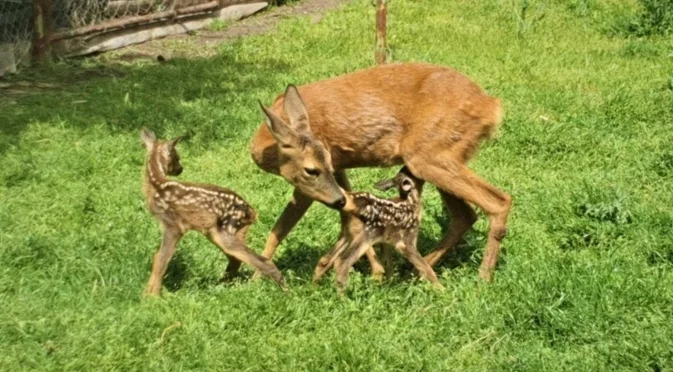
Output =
[
  {"x1": 140, "y1": 128, "x2": 183, "y2": 177},
  {"x1": 373, "y1": 166, "x2": 424, "y2": 200},
  {"x1": 259, "y1": 85, "x2": 346, "y2": 209}
]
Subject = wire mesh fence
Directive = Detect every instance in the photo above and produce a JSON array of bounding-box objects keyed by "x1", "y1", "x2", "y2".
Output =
[
  {"x1": 52, "y1": 0, "x2": 214, "y2": 33},
  {"x1": 1, "y1": 0, "x2": 266, "y2": 74},
  {"x1": 0, "y1": 0, "x2": 33, "y2": 72}
]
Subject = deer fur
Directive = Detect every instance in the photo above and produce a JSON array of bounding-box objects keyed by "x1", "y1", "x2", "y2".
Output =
[
  {"x1": 140, "y1": 129, "x2": 285, "y2": 296},
  {"x1": 252, "y1": 62, "x2": 511, "y2": 282},
  {"x1": 313, "y1": 166, "x2": 443, "y2": 292}
]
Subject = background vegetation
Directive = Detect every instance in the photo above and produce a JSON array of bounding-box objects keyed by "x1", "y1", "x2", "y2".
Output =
[{"x1": 1, "y1": 0, "x2": 672, "y2": 369}]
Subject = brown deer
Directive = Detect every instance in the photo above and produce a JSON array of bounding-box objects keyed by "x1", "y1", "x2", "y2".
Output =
[
  {"x1": 312, "y1": 166, "x2": 442, "y2": 292},
  {"x1": 252, "y1": 62, "x2": 511, "y2": 282},
  {"x1": 140, "y1": 129, "x2": 285, "y2": 296}
]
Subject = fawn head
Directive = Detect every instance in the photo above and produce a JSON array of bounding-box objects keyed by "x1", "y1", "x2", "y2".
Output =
[
  {"x1": 259, "y1": 85, "x2": 346, "y2": 209},
  {"x1": 374, "y1": 166, "x2": 423, "y2": 200},
  {"x1": 140, "y1": 128, "x2": 183, "y2": 176}
]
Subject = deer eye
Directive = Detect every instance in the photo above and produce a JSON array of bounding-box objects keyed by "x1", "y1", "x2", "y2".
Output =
[{"x1": 304, "y1": 167, "x2": 320, "y2": 177}]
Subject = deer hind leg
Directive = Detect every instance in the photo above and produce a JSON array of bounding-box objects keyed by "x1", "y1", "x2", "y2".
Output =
[
  {"x1": 210, "y1": 228, "x2": 286, "y2": 289},
  {"x1": 396, "y1": 240, "x2": 443, "y2": 290},
  {"x1": 144, "y1": 226, "x2": 182, "y2": 296},
  {"x1": 424, "y1": 191, "x2": 478, "y2": 267},
  {"x1": 335, "y1": 170, "x2": 385, "y2": 280},
  {"x1": 405, "y1": 158, "x2": 511, "y2": 282}
]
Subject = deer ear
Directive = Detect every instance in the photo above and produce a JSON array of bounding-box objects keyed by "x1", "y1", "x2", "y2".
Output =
[
  {"x1": 259, "y1": 100, "x2": 300, "y2": 148},
  {"x1": 140, "y1": 128, "x2": 156, "y2": 150},
  {"x1": 283, "y1": 85, "x2": 310, "y2": 133},
  {"x1": 374, "y1": 178, "x2": 396, "y2": 191}
]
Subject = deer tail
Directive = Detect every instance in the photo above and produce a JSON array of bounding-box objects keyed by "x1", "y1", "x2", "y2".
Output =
[{"x1": 484, "y1": 97, "x2": 504, "y2": 141}]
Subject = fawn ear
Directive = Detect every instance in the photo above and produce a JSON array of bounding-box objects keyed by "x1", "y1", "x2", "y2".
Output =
[
  {"x1": 374, "y1": 178, "x2": 396, "y2": 191},
  {"x1": 140, "y1": 128, "x2": 156, "y2": 150},
  {"x1": 283, "y1": 85, "x2": 311, "y2": 134},
  {"x1": 401, "y1": 178, "x2": 414, "y2": 192},
  {"x1": 168, "y1": 136, "x2": 182, "y2": 149},
  {"x1": 259, "y1": 100, "x2": 300, "y2": 148}
]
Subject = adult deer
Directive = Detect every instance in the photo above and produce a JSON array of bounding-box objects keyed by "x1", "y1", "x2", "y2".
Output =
[{"x1": 252, "y1": 62, "x2": 511, "y2": 282}]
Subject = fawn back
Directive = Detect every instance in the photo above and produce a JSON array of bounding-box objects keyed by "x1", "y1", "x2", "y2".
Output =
[
  {"x1": 142, "y1": 130, "x2": 256, "y2": 234},
  {"x1": 140, "y1": 129, "x2": 284, "y2": 296}
]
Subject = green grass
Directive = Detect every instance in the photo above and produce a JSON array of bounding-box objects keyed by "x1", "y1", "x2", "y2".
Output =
[{"x1": 2, "y1": 0, "x2": 673, "y2": 370}]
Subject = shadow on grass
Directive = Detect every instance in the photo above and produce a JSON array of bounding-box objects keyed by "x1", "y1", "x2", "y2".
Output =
[
  {"x1": 163, "y1": 250, "x2": 193, "y2": 292},
  {"x1": 1, "y1": 46, "x2": 292, "y2": 155}
]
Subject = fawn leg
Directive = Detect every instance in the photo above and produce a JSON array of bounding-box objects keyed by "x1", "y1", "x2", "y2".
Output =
[
  {"x1": 252, "y1": 189, "x2": 313, "y2": 280},
  {"x1": 335, "y1": 170, "x2": 385, "y2": 280},
  {"x1": 313, "y1": 234, "x2": 350, "y2": 283},
  {"x1": 210, "y1": 228, "x2": 286, "y2": 289},
  {"x1": 334, "y1": 234, "x2": 370, "y2": 292},
  {"x1": 381, "y1": 245, "x2": 394, "y2": 281},
  {"x1": 396, "y1": 240, "x2": 443, "y2": 290},
  {"x1": 221, "y1": 253, "x2": 242, "y2": 282},
  {"x1": 406, "y1": 158, "x2": 511, "y2": 282},
  {"x1": 144, "y1": 226, "x2": 182, "y2": 296},
  {"x1": 222, "y1": 225, "x2": 252, "y2": 281},
  {"x1": 424, "y1": 191, "x2": 478, "y2": 267}
]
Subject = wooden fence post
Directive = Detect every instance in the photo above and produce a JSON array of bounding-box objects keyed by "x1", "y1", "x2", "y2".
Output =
[
  {"x1": 32, "y1": 0, "x2": 52, "y2": 62},
  {"x1": 375, "y1": 0, "x2": 387, "y2": 65}
]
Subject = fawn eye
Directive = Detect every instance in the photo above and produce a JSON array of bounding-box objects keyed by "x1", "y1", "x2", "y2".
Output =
[{"x1": 304, "y1": 167, "x2": 320, "y2": 177}]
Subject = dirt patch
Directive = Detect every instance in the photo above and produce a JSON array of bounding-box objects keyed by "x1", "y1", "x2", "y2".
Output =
[{"x1": 105, "y1": 0, "x2": 351, "y2": 62}]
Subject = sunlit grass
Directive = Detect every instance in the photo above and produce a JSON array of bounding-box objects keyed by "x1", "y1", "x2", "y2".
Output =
[{"x1": 1, "y1": 0, "x2": 673, "y2": 370}]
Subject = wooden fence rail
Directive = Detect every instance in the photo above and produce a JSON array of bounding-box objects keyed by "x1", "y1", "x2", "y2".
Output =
[{"x1": 29, "y1": 0, "x2": 263, "y2": 62}]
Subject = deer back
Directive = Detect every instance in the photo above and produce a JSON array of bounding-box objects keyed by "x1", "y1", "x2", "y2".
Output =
[{"x1": 251, "y1": 62, "x2": 502, "y2": 174}]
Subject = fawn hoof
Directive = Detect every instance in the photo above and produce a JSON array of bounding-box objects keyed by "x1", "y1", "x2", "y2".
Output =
[
  {"x1": 220, "y1": 272, "x2": 240, "y2": 283},
  {"x1": 478, "y1": 267, "x2": 494, "y2": 282},
  {"x1": 250, "y1": 270, "x2": 263, "y2": 281},
  {"x1": 312, "y1": 271, "x2": 325, "y2": 284},
  {"x1": 143, "y1": 286, "x2": 160, "y2": 297},
  {"x1": 371, "y1": 270, "x2": 385, "y2": 283}
]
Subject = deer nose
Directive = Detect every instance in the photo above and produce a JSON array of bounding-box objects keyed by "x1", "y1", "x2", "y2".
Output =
[{"x1": 331, "y1": 196, "x2": 347, "y2": 210}]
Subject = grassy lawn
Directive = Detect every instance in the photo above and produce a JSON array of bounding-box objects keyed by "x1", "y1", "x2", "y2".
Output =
[{"x1": 2, "y1": 0, "x2": 673, "y2": 369}]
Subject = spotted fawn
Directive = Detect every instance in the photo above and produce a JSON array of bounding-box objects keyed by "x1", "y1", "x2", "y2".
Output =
[
  {"x1": 140, "y1": 129, "x2": 285, "y2": 296},
  {"x1": 313, "y1": 166, "x2": 443, "y2": 292}
]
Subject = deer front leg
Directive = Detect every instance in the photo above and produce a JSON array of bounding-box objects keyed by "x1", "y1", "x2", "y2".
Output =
[
  {"x1": 251, "y1": 189, "x2": 313, "y2": 280},
  {"x1": 144, "y1": 226, "x2": 182, "y2": 296},
  {"x1": 335, "y1": 170, "x2": 385, "y2": 280}
]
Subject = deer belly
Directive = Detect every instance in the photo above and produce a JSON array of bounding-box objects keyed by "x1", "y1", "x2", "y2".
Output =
[{"x1": 335, "y1": 141, "x2": 404, "y2": 168}]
